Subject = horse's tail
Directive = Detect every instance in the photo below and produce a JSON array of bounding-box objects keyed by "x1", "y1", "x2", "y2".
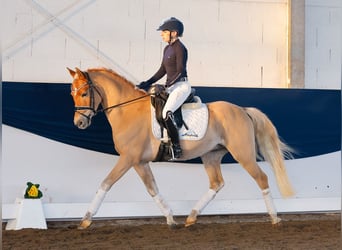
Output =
[{"x1": 245, "y1": 107, "x2": 295, "y2": 198}]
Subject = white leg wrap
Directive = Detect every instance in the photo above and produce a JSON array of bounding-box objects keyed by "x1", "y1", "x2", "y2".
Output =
[
  {"x1": 153, "y1": 194, "x2": 172, "y2": 217},
  {"x1": 88, "y1": 188, "x2": 107, "y2": 215},
  {"x1": 193, "y1": 189, "x2": 216, "y2": 213},
  {"x1": 262, "y1": 188, "x2": 277, "y2": 216}
]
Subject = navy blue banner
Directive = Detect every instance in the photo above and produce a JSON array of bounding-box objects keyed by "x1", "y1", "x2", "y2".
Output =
[{"x1": 2, "y1": 82, "x2": 341, "y2": 163}]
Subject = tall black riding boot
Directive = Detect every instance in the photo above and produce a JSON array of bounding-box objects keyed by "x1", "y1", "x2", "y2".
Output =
[{"x1": 164, "y1": 111, "x2": 182, "y2": 159}]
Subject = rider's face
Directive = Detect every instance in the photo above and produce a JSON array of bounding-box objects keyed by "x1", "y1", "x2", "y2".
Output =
[
  {"x1": 161, "y1": 30, "x2": 170, "y2": 42},
  {"x1": 161, "y1": 30, "x2": 177, "y2": 43}
]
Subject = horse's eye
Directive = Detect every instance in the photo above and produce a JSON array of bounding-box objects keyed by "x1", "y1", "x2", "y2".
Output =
[{"x1": 81, "y1": 92, "x2": 88, "y2": 97}]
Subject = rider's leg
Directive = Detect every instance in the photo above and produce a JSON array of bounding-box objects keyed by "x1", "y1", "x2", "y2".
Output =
[
  {"x1": 162, "y1": 81, "x2": 191, "y2": 159},
  {"x1": 164, "y1": 111, "x2": 182, "y2": 158},
  {"x1": 162, "y1": 81, "x2": 191, "y2": 118}
]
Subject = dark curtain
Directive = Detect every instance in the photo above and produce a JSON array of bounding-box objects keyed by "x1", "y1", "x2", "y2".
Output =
[{"x1": 3, "y1": 82, "x2": 341, "y2": 163}]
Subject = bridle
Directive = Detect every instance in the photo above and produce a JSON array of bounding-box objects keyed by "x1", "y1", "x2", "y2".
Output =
[
  {"x1": 71, "y1": 71, "x2": 151, "y2": 122},
  {"x1": 71, "y1": 71, "x2": 100, "y2": 122}
]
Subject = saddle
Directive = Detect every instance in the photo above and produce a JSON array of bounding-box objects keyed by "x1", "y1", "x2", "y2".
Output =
[{"x1": 149, "y1": 84, "x2": 201, "y2": 162}]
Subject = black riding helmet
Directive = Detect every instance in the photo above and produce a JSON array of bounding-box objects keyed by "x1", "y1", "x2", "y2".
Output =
[{"x1": 157, "y1": 17, "x2": 184, "y2": 37}]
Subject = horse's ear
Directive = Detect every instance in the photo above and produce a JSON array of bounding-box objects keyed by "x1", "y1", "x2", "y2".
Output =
[
  {"x1": 75, "y1": 67, "x2": 86, "y2": 80},
  {"x1": 67, "y1": 67, "x2": 76, "y2": 78}
]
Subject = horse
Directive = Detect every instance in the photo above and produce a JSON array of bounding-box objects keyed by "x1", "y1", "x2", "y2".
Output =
[{"x1": 67, "y1": 67, "x2": 294, "y2": 229}]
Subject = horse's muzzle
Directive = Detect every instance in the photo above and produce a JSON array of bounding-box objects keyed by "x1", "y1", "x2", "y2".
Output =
[{"x1": 74, "y1": 111, "x2": 93, "y2": 129}]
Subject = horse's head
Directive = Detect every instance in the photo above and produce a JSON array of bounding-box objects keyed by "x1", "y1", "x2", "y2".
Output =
[{"x1": 67, "y1": 67, "x2": 102, "y2": 129}]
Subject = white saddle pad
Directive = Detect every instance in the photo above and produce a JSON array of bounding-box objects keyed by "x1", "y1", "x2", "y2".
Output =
[{"x1": 151, "y1": 98, "x2": 209, "y2": 141}]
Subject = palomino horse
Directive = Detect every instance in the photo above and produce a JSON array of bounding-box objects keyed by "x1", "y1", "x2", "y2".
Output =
[{"x1": 67, "y1": 67, "x2": 294, "y2": 229}]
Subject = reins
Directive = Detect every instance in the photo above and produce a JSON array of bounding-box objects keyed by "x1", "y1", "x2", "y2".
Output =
[
  {"x1": 98, "y1": 93, "x2": 151, "y2": 113},
  {"x1": 75, "y1": 70, "x2": 151, "y2": 117}
]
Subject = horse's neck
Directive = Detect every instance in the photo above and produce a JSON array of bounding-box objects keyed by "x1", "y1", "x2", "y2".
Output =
[
  {"x1": 93, "y1": 71, "x2": 149, "y2": 121},
  {"x1": 90, "y1": 71, "x2": 151, "y2": 148},
  {"x1": 93, "y1": 72, "x2": 139, "y2": 108},
  {"x1": 95, "y1": 74, "x2": 151, "y2": 142}
]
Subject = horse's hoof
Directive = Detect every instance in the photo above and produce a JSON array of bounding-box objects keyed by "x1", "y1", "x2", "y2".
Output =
[
  {"x1": 166, "y1": 216, "x2": 178, "y2": 228},
  {"x1": 184, "y1": 219, "x2": 196, "y2": 228},
  {"x1": 78, "y1": 219, "x2": 92, "y2": 229},
  {"x1": 271, "y1": 217, "x2": 282, "y2": 227},
  {"x1": 168, "y1": 223, "x2": 181, "y2": 230},
  {"x1": 167, "y1": 219, "x2": 178, "y2": 229},
  {"x1": 185, "y1": 222, "x2": 195, "y2": 228},
  {"x1": 185, "y1": 210, "x2": 198, "y2": 227},
  {"x1": 272, "y1": 221, "x2": 282, "y2": 228}
]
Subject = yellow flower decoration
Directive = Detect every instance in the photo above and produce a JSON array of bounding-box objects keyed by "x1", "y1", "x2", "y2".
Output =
[
  {"x1": 27, "y1": 185, "x2": 39, "y2": 197},
  {"x1": 24, "y1": 182, "x2": 43, "y2": 199}
]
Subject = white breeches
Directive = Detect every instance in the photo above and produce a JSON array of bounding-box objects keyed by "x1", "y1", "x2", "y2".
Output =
[{"x1": 162, "y1": 80, "x2": 191, "y2": 118}]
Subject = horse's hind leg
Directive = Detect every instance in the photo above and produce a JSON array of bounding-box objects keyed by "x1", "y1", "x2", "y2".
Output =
[
  {"x1": 134, "y1": 163, "x2": 177, "y2": 227},
  {"x1": 221, "y1": 114, "x2": 281, "y2": 225},
  {"x1": 185, "y1": 150, "x2": 226, "y2": 227},
  {"x1": 230, "y1": 148, "x2": 281, "y2": 225},
  {"x1": 239, "y1": 160, "x2": 281, "y2": 224},
  {"x1": 262, "y1": 188, "x2": 281, "y2": 225}
]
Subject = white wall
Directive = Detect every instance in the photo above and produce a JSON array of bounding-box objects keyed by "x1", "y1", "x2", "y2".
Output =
[
  {"x1": 2, "y1": 126, "x2": 340, "y2": 220},
  {"x1": 2, "y1": 0, "x2": 289, "y2": 87},
  {"x1": 2, "y1": 1, "x2": 341, "y2": 88},
  {"x1": 305, "y1": 0, "x2": 342, "y2": 89}
]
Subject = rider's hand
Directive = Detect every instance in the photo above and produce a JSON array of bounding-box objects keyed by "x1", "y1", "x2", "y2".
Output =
[{"x1": 137, "y1": 81, "x2": 150, "y2": 91}]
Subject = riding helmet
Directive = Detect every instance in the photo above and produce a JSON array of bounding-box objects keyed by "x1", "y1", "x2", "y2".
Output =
[{"x1": 157, "y1": 17, "x2": 184, "y2": 36}]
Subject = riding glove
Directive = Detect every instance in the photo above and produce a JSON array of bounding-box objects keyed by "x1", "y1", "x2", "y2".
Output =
[{"x1": 137, "y1": 81, "x2": 151, "y2": 91}]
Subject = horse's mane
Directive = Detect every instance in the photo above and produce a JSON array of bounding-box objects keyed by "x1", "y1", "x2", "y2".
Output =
[{"x1": 88, "y1": 67, "x2": 141, "y2": 91}]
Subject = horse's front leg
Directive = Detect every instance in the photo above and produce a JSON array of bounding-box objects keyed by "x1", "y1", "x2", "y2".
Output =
[
  {"x1": 79, "y1": 157, "x2": 132, "y2": 229},
  {"x1": 133, "y1": 163, "x2": 177, "y2": 227}
]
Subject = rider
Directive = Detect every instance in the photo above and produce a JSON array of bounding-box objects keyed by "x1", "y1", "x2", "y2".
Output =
[{"x1": 138, "y1": 17, "x2": 191, "y2": 159}]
